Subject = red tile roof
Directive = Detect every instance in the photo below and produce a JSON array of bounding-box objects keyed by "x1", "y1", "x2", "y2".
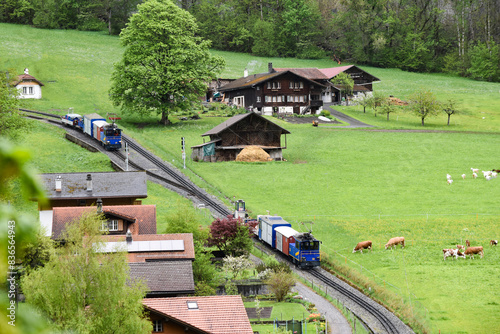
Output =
[
  {"x1": 51, "y1": 205, "x2": 157, "y2": 239},
  {"x1": 12, "y1": 73, "x2": 44, "y2": 86},
  {"x1": 143, "y1": 295, "x2": 253, "y2": 334},
  {"x1": 318, "y1": 65, "x2": 355, "y2": 79}
]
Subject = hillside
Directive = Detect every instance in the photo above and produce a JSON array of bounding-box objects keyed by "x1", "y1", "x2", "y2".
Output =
[{"x1": 2, "y1": 23, "x2": 500, "y2": 334}]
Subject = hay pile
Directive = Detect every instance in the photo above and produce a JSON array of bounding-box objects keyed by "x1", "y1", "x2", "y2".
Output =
[
  {"x1": 236, "y1": 146, "x2": 272, "y2": 162},
  {"x1": 389, "y1": 97, "x2": 409, "y2": 106}
]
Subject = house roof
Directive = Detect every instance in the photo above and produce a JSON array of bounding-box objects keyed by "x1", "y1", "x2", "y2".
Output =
[
  {"x1": 39, "y1": 171, "x2": 148, "y2": 200},
  {"x1": 274, "y1": 67, "x2": 329, "y2": 80},
  {"x1": 143, "y1": 295, "x2": 253, "y2": 334},
  {"x1": 319, "y1": 65, "x2": 381, "y2": 82},
  {"x1": 51, "y1": 205, "x2": 157, "y2": 239},
  {"x1": 12, "y1": 73, "x2": 44, "y2": 86},
  {"x1": 201, "y1": 112, "x2": 290, "y2": 137},
  {"x1": 130, "y1": 261, "x2": 195, "y2": 295},
  {"x1": 219, "y1": 70, "x2": 325, "y2": 93},
  {"x1": 101, "y1": 233, "x2": 195, "y2": 260}
]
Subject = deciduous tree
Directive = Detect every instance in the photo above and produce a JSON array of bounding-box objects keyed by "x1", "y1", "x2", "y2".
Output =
[
  {"x1": 442, "y1": 99, "x2": 459, "y2": 126},
  {"x1": 21, "y1": 211, "x2": 151, "y2": 333},
  {"x1": 408, "y1": 89, "x2": 440, "y2": 126},
  {"x1": 265, "y1": 268, "x2": 295, "y2": 302},
  {"x1": 0, "y1": 70, "x2": 31, "y2": 140},
  {"x1": 207, "y1": 215, "x2": 253, "y2": 256},
  {"x1": 109, "y1": 0, "x2": 225, "y2": 125},
  {"x1": 330, "y1": 72, "x2": 354, "y2": 106}
]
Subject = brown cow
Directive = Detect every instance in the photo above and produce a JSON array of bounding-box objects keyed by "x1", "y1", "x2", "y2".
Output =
[
  {"x1": 456, "y1": 244, "x2": 465, "y2": 251},
  {"x1": 353, "y1": 241, "x2": 372, "y2": 253},
  {"x1": 385, "y1": 237, "x2": 405, "y2": 250},
  {"x1": 490, "y1": 240, "x2": 498, "y2": 246},
  {"x1": 464, "y1": 246, "x2": 484, "y2": 259},
  {"x1": 465, "y1": 239, "x2": 471, "y2": 247}
]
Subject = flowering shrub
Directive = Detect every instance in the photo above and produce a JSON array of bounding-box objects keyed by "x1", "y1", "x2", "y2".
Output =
[{"x1": 307, "y1": 313, "x2": 322, "y2": 322}]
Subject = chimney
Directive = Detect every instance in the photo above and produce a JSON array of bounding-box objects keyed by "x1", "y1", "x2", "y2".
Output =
[
  {"x1": 24, "y1": 68, "x2": 29, "y2": 75},
  {"x1": 244, "y1": 68, "x2": 248, "y2": 77},
  {"x1": 55, "y1": 175, "x2": 62, "y2": 192},
  {"x1": 96, "y1": 198, "x2": 102, "y2": 214},
  {"x1": 86, "y1": 174, "x2": 92, "y2": 192},
  {"x1": 126, "y1": 229, "x2": 132, "y2": 243},
  {"x1": 268, "y1": 63, "x2": 274, "y2": 73}
]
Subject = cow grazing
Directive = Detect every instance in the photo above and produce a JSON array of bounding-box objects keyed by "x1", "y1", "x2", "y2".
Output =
[
  {"x1": 490, "y1": 240, "x2": 498, "y2": 246},
  {"x1": 456, "y1": 244, "x2": 465, "y2": 251},
  {"x1": 466, "y1": 239, "x2": 470, "y2": 247},
  {"x1": 464, "y1": 246, "x2": 484, "y2": 259},
  {"x1": 443, "y1": 248, "x2": 465, "y2": 260},
  {"x1": 385, "y1": 237, "x2": 405, "y2": 250},
  {"x1": 353, "y1": 241, "x2": 372, "y2": 253}
]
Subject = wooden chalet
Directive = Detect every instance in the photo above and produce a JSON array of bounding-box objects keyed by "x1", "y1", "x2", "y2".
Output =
[
  {"x1": 318, "y1": 65, "x2": 381, "y2": 103},
  {"x1": 218, "y1": 63, "x2": 325, "y2": 115},
  {"x1": 190, "y1": 112, "x2": 290, "y2": 162}
]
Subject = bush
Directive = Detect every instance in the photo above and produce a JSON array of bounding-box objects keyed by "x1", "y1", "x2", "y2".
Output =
[{"x1": 319, "y1": 110, "x2": 331, "y2": 117}]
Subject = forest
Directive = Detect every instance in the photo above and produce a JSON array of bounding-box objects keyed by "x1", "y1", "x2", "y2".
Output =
[{"x1": 1, "y1": 0, "x2": 499, "y2": 82}]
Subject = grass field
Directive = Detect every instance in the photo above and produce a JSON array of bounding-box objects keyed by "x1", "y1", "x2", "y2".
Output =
[{"x1": 3, "y1": 23, "x2": 500, "y2": 333}]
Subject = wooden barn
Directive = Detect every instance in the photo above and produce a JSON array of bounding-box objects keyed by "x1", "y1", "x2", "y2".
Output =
[{"x1": 191, "y1": 112, "x2": 290, "y2": 162}]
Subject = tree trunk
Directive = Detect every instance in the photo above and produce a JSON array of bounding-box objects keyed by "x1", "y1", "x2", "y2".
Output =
[
  {"x1": 447, "y1": 114, "x2": 451, "y2": 125},
  {"x1": 422, "y1": 117, "x2": 425, "y2": 126},
  {"x1": 363, "y1": 106, "x2": 366, "y2": 113},
  {"x1": 160, "y1": 111, "x2": 170, "y2": 126},
  {"x1": 387, "y1": 113, "x2": 390, "y2": 121},
  {"x1": 108, "y1": 8, "x2": 112, "y2": 35}
]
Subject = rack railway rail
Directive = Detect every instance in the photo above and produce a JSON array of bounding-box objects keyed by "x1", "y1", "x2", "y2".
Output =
[{"x1": 22, "y1": 108, "x2": 410, "y2": 334}]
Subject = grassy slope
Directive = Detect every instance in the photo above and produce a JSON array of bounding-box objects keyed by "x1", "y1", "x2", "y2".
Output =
[{"x1": 3, "y1": 23, "x2": 500, "y2": 333}]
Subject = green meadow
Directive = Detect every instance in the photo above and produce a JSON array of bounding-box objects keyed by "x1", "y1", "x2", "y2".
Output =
[{"x1": 2, "y1": 23, "x2": 500, "y2": 333}]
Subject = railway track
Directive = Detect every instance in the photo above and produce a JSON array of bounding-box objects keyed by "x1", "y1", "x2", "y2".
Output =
[
  {"x1": 121, "y1": 136, "x2": 232, "y2": 218},
  {"x1": 308, "y1": 269, "x2": 400, "y2": 334}
]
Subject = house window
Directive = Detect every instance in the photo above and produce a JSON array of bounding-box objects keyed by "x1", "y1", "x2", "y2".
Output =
[
  {"x1": 22, "y1": 87, "x2": 27, "y2": 94},
  {"x1": 294, "y1": 96, "x2": 299, "y2": 102},
  {"x1": 265, "y1": 96, "x2": 271, "y2": 103},
  {"x1": 256, "y1": 86, "x2": 260, "y2": 90},
  {"x1": 29, "y1": 87, "x2": 34, "y2": 94},
  {"x1": 272, "y1": 96, "x2": 277, "y2": 103},
  {"x1": 108, "y1": 220, "x2": 119, "y2": 231},
  {"x1": 153, "y1": 320, "x2": 163, "y2": 332},
  {"x1": 287, "y1": 95, "x2": 293, "y2": 102},
  {"x1": 289, "y1": 82, "x2": 293, "y2": 89},
  {"x1": 299, "y1": 96, "x2": 304, "y2": 102},
  {"x1": 256, "y1": 96, "x2": 261, "y2": 103},
  {"x1": 267, "y1": 82, "x2": 271, "y2": 89},
  {"x1": 299, "y1": 82, "x2": 304, "y2": 89}
]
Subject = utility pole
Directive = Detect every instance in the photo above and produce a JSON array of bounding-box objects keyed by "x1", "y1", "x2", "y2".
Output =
[
  {"x1": 181, "y1": 137, "x2": 186, "y2": 169},
  {"x1": 125, "y1": 142, "x2": 129, "y2": 171}
]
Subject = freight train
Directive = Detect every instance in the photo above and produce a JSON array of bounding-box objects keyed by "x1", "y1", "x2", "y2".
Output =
[
  {"x1": 257, "y1": 215, "x2": 321, "y2": 269},
  {"x1": 61, "y1": 113, "x2": 122, "y2": 150}
]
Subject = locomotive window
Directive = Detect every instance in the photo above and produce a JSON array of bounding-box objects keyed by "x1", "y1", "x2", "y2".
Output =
[{"x1": 311, "y1": 241, "x2": 320, "y2": 250}]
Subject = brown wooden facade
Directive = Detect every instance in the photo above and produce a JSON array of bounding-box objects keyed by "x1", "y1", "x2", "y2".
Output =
[
  {"x1": 219, "y1": 70, "x2": 325, "y2": 115},
  {"x1": 191, "y1": 112, "x2": 290, "y2": 162}
]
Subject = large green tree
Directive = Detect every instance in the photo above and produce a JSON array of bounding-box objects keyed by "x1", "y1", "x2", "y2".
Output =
[
  {"x1": 109, "y1": 0, "x2": 225, "y2": 125},
  {"x1": 22, "y1": 211, "x2": 151, "y2": 333}
]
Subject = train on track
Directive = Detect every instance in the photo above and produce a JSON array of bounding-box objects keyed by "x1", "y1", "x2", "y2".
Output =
[
  {"x1": 233, "y1": 200, "x2": 321, "y2": 269},
  {"x1": 61, "y1": 113, "x2": 122, "y2": 150}
]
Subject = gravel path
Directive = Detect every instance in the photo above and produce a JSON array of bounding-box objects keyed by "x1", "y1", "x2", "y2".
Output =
[{"x1": 323, "y1": 103, "x2": 374, "y2": 128}]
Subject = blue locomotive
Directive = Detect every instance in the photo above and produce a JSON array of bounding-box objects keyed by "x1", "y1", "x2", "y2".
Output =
[
  {"x1": 62, "y1": 113, "x2": 122, "y2": 150},
  {"x1": 257, "y1": 215, "x2": 321, "y2": 269}
]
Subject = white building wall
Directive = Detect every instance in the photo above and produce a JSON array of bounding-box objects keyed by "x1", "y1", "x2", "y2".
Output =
[{"x1": 17, "y1": 84, "x2": 42, "y2": 99}]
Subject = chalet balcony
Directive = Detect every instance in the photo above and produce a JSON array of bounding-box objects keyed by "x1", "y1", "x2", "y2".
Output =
[{"x1": 309, "y1": 100, "x2": 323, "y2": 107}]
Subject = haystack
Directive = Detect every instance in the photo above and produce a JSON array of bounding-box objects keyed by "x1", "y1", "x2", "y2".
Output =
[{"x1": 236, "y1": 146, "x2": 272, "y2": 162}]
